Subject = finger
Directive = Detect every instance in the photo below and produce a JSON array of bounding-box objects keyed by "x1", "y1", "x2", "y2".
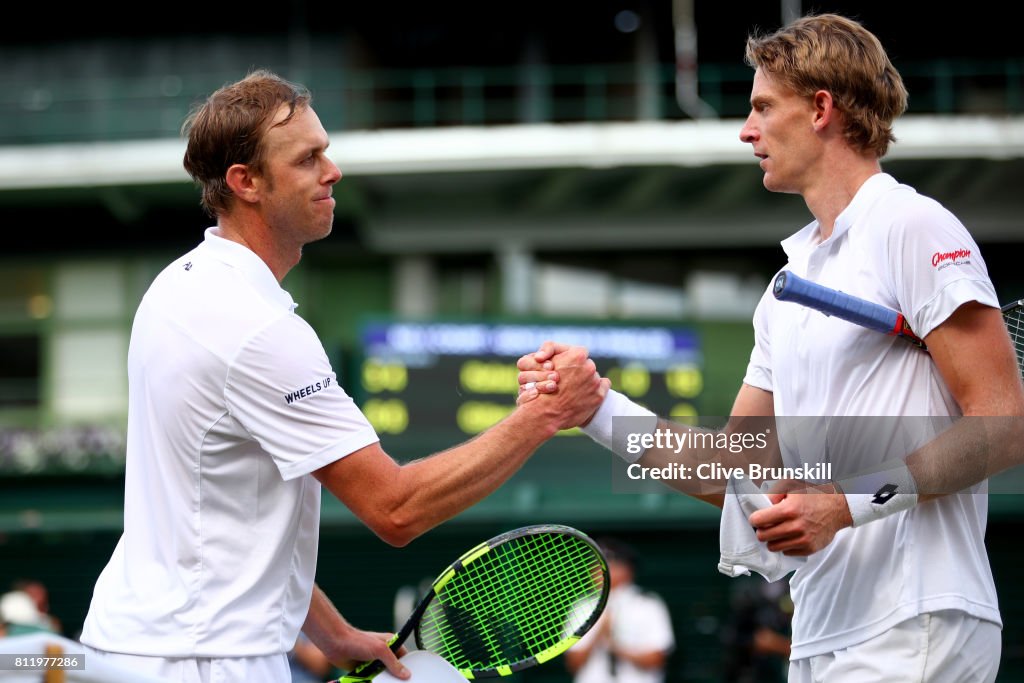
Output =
[
  {"x1": 517, "y1": 353, "x2": 543, "y2": 372},
  {"x1": 376, "y1": 644, "x2": 410, "y2": 680},
  {"x1": 518, "y1": 370, "x2": 558, "y2": 387},
  {"x1": 533, "y1": 340, "x2": 572, "y2": 362},
  {"x1": 748, "y1": 506, "x2": 784, "y2": 528},
  {"x1": 757, "y1": 522, "x2": 801, "y2": 546},
  {"x1": 517, "y1": 385, "x2": 538, "y2": 405}
]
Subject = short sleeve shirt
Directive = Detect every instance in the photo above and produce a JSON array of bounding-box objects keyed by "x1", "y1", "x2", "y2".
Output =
[
  {"x1": 81, "y1": 228, "x2": 379, "y2": 657},
  {"x1": 741, "y1": 174, "x2": 1001, "y2": 658}
]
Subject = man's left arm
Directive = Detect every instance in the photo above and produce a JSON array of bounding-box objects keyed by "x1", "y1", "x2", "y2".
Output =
[
  {"x1": 302, "y1": 583, "x2": 410, "y2": 679},
  {"x1": 751, "y1": 301, "x2": 1024, "y2": 555},
  {"x1": 906, "y1": 301, "x2": 1024, "y2": 498}
]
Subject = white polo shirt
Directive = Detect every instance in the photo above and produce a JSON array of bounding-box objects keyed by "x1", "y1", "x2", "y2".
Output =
[
  {"x1": 573, "y1": 584, "x2": 674, "y2": 683},
  {"x1": 743, "y1": 173, "x2": 1001, "y2": 659},
  {"x1": 81, "y1": 228, "x2": 379, "y2": 657}
]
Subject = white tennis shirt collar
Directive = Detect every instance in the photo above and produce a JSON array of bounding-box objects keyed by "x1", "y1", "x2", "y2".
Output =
[
  {"x1": 201, "y1": 227, "x2": 297, "y2": 311},
  {"x1": 781, "y1": 173, "x2": 899, "y2": 259}
]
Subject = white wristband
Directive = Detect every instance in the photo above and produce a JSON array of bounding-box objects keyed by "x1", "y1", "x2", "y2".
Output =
[
  {"x1": 836, "y1": 460, "x2": 919, "y2": 527},
  {"x1": 580, "y1": 390, "x2": 658, "y2": 463}
]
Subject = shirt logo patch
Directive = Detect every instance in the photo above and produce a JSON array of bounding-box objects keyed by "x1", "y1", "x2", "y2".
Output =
[
  {"x1": 931, "y1": 248, "x2": 971, "y2": 270},
  {"x1": 284, "y1": 377, "x2": 332, "y2": 404}
]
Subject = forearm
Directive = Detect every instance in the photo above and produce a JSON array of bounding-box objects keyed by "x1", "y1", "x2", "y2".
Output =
[
  {"x1": 300, "y1": 585, "x2": 409, "y2": 680},
  {"x1": 578, "y1": 384, "x2": 777, "y2": 507},
  {"x1": 381, "y1": 408, "x2": 558, "y2": 540},
  {"x1": 906, "y1": 413, "x2": 1024, "y2": 503},
  {"x1": 302, "y1": 584, "x2": 355, "y2": 666},
  {"x1": 633, "y1": 414, "x2": 780, "y2": 506}
]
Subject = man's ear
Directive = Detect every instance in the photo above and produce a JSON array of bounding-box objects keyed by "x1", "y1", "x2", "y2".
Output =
[
  {"x1": 811, "y1": 89, "x2": 836, "y2": 132},
  {"x1": 225, "y1": 164, "x2": 260, "y2": 204}
]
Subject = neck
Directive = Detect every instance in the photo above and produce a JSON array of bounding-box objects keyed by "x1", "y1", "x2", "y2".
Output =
[
  {"x1": 215, "y1": 213, "x2": 300, "y2": 282},
  {"x1": 804, "y1": 158, "x2": 882, "y2": 241}
]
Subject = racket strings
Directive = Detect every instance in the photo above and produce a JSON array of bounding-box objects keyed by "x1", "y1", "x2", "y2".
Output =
[
  {"x1": 422, "y1": 539, "x2": 596, "y2": 660},
  {"x1": 1004, "y1": 304, "x2": 1024, "y2": 381},
  {"x1": 417, "y1": 533, "x2": 605, "y2": 672}
]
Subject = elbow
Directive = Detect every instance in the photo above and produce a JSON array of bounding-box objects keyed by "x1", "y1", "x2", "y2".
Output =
[{"x1": 369, "y1": 510, "x2": 425, "y2": 548}]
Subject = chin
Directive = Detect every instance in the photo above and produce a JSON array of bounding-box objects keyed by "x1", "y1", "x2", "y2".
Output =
[{"x1": 761, "y1": 175, "x2": 794, "y2": 195}]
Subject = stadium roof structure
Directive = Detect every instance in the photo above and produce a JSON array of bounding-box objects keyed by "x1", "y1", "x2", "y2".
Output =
[{"x1": 1, "y1": 116, "x2": 1023, "y2": 190}]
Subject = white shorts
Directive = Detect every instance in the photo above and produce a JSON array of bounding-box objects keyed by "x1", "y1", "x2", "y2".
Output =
[
  {"x1": 788, "y1": 610, "x2": 1000, "y2": 683},
  {"x1": 82, "y1": 645, "x2": 290, "y2": 682}
]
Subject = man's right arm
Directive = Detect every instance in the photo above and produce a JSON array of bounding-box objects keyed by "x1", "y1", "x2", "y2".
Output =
[{"x1": 313, "y1": 346, "x2": 610, "y2": 547}]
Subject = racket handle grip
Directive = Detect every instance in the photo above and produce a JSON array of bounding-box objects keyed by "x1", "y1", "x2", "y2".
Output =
[
  {"x1": 772, "y1": 270, "x2": 925, "y2": 348},
  {"x1": 334, "y1": 672, "x2": 381, "y2": 683},
  {"x1": 331, "y1": 660, "x2": 385, "y2": 683},
  {"x1": 330, "y1": 633, "x2": 401, "y2": 683}
]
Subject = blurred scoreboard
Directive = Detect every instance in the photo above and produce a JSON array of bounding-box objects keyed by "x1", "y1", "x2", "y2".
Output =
[{"x1": 353, "y1": 320, "x2": 703, "y2": 449}]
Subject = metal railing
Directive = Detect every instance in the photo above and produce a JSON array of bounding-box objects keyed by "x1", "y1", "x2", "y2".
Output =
[{"x1": 1, "y1": 59, "x2": 1021, "y2": 145}]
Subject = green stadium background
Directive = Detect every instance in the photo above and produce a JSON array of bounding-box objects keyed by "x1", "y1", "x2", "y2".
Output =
[{"x1": 2, "y1": 1, "x2": 1024, "y2": 681}]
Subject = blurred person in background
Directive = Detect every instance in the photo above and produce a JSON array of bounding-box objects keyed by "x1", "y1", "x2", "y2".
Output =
[
  {"x1": 720, "y1": 577, "x2": 791, "y2": 683},
  {"x1": 0, "y1": 590, "x2": 55, "y2": 637},
  {"x1": 565, "y1": 538, "x2": 674, "y2": 683},
  {"x1": 11, "y1": 579, "x2": 61, "y2": 635},
  {"x1": 77, "y1": 69, "x2": 607, "y2": 683},
  {"x1": 519, "y1": 12, "x2": 1023, "y2": 683}
]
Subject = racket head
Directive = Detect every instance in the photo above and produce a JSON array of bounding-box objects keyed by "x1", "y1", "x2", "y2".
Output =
[
  {"x1": 1001, "y1": 299, "x2": 1024, "y2": 381},
  {"x1": 413, "y1": 523, "x2": 610, "y2": 678}
]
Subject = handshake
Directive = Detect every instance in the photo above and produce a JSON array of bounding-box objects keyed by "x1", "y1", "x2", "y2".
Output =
[{"x1": 513, "y1": 341, "x2": 611, "y2": 432}]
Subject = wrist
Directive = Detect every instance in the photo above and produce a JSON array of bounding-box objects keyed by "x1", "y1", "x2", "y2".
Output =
[
  {"x1": 580, "y1": 390, "x2": 657, "y2": 463},
  {"x1": 836, "y1": 459, "x2": 918, "y2": 527}
]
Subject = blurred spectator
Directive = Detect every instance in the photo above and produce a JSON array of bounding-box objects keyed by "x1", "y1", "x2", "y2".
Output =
[
  {"x1": 11, "y1": 579, "x2": 62, "y2": 635},
  {"x1": 720, "y1": 577, "x2": 792, "y2": 683},
  {"x1": 0, "y1": 590, "x2": 56, "y2": 636},
  {"x1": 289, "y1": 631, "x2": 334, "y2": 682},
  {"x1": 566, "y1": 538, "x2": 675, "y2": 683}
]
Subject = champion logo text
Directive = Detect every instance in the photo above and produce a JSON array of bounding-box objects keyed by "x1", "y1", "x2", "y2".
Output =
[{"x1": 931, "y1": 248, "x2": 971, "y2": 269}]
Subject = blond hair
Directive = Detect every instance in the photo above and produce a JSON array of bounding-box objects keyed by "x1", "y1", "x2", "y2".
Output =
[{"x1": 745, "y1": 14, "x2": 908, "y2": 157}]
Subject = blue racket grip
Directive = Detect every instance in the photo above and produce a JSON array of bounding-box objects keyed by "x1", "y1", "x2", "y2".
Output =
[{"x1": 772, "y1": 271, "x2": 918, "y2": 342}]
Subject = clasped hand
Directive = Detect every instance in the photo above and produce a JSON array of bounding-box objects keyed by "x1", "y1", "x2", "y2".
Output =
[{"x1": 515, "y1": 341, "x2": 608, "y2": 429}]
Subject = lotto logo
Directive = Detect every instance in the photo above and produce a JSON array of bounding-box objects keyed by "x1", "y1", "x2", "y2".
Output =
[{"x1": 871, "y1": 483, "x2": 899, "y2": 505}]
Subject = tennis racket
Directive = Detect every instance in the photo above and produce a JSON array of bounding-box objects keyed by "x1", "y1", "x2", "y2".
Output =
[
  {"x1": 773, "y1": 270, "x2": 1024, "y2": 378},
  {"x1": 1005, "y1": 298, "x2": 1024, "y2": 380},
  {"x1": 331, "y1": 524, "x2": 610, "y2": 683}
]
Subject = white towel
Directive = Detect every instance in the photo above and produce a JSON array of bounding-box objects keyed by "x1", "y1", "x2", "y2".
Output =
[{"x1": 718, "y1": 477, "x2": 805, "y2": 582}]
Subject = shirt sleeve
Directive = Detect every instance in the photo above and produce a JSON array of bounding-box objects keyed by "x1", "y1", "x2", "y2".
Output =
[
  {"x1": 225, "y1": 312, "x2": 379, "y2": 481},
  {"x1": 887, "y1": 198, "x2": 999, "y2": 339},
  {"x1": 742, "y1": 280, "x2": 776, "y2": 392}
]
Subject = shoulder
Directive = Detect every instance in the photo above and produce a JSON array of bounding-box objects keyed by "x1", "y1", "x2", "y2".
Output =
[{"x1": 869, "y1": 181, "x2": 969, "y2": 240}]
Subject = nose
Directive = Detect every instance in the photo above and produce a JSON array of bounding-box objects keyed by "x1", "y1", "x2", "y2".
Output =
[
  {"x1": 739, "y1": 114, "x2": 758, "y2": 144},
  {"x1": 324, "y1": 158, "x2": 342, "y2": 185}
]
